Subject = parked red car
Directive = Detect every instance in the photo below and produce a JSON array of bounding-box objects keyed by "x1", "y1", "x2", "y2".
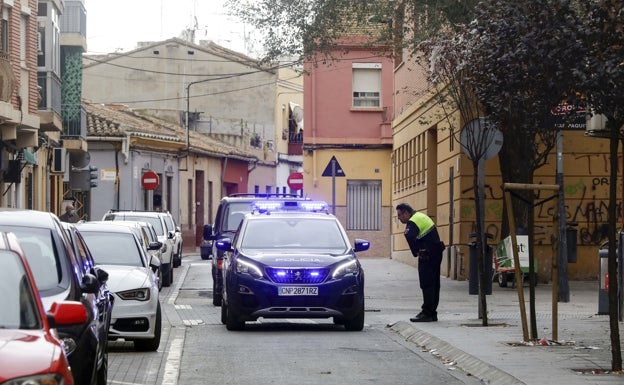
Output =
[{"x1": 0, "y1": 231, "x2": 88, "y2": 385}]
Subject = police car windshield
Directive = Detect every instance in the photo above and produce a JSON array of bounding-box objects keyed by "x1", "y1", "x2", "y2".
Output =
[
  {"x1": 224, "y1": 202, "x2": 254, "y2": 231},
  {"x1": 241, "y1": 217, "x2": 348, "y2": 250}
]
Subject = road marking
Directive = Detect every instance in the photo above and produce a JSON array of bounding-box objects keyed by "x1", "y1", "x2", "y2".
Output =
[
  {"x1": 183, "y1": 319, "x2": 205, "y2": 325},
  {"x1": 162, "y1": 336, "x2": 184, "y2": 385},
  {"x1": 175, "y1": 304, "x2": 192, "y2": 310}
]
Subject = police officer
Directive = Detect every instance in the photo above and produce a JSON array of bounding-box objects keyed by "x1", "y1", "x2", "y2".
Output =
[{"x1": 396, "y1": 203, "x2": 444, "y2": 322}]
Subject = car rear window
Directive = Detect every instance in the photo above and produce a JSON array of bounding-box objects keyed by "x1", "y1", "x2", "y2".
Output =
[
  {"x1": 81, "y1": 232, "x2": 144, "y2": 267},
  {"x1": 107, "y1": 214, "x2": 164, "y2": 235},
  {"x1": 0, "y1": 226, "x2": 63, "y2": 291},
  {"x1": 223, "y1": 202, "x2": 254, "y2": 232},
  {"x1": 0, "y1": 250, "x2": 41, "y2": 329},
  {"x1": 162, "y1": 215, "x2": 174, "y2": 231}
]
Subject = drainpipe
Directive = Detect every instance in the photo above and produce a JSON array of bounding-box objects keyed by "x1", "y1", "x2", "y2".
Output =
[
  {"x1": 311, "y1": 69, "x2": 318, "y2": 187},
  {"x1": 221, "y1": 156, "x2": 228, "y2": 198}
]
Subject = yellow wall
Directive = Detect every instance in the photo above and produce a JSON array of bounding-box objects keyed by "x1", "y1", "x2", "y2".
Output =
[
  {"x1": 391, "y1": 89, "x2": 612, "y2": 281},
  {"x1": 303, "y1": 148, "x2": 393, "y2": 257}
]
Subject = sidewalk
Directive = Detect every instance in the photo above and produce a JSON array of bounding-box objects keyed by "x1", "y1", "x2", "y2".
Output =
[{"x1": 360, "y1": 257, "x2": 623, "y2": 385}]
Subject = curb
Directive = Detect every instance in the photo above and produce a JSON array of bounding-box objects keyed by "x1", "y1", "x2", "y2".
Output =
[{"x1": 389, "y1": 321, "x2": 525, "y2": 385}]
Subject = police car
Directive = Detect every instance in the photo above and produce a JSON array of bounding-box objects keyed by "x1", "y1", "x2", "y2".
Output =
[{"x1": 215, "y1": 200, "x2": 370, "y2": 331}]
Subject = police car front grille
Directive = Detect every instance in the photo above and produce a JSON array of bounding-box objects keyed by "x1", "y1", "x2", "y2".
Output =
[{"x1": 266, "y1": 268, "x2": 329, "y2": 284}]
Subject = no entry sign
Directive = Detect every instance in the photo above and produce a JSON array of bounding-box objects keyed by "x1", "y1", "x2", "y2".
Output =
[
  {"x1": 142, "y1": 170, "x2": 159, "y2": 190},
  {"x1": 287, "y1": 172, "x2": 304, "y2": 190}
]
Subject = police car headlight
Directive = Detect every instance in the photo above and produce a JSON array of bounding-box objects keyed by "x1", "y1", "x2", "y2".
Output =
[
  {"x1": 235, "y1": 259, "x2": 263, "y2": 278},
  {"x1": 332, "y1": 259, "x2": 358, "y2": 279}
]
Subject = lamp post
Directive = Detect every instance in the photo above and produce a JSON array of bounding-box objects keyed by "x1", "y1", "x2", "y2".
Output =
[{"x1": 186, "y1": 78, "x2": 218, "y2": 154}]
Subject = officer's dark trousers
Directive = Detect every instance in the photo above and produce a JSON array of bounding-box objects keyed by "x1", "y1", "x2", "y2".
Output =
[{"x1": 418, "y1": 252, "x2": 443, "y2": 316}]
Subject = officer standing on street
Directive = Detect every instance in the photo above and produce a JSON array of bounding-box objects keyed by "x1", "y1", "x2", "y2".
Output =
[{"x1": 396, "y1": 203, "x2": 444, "y2": 322}]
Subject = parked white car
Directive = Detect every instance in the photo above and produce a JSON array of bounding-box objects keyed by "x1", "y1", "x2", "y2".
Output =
[
  {"x1": 76, "y1": 221, "x2": 162, "y2": 351},
  {"x1": 160, "y1": 212, "x2": 183, "y2": 268},
  {"x1": 102, "y1": 210, "x2": 175, "y2": 287}
]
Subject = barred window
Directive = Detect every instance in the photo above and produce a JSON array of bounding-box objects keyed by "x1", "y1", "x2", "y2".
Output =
[{"x1": 346, "y1": 180, "x2": 381, "y2": 230}]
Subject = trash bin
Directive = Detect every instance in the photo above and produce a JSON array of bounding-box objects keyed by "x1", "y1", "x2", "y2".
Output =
[
  {"x1": 567, "y1": 223, "x2": 578, "y2": 263},
  {"x1": 598, "y1": 248, "x2": 609, "y2": 314},
  {"x1": 469, "y1": 240, "x2": 493, "y2": 295}
]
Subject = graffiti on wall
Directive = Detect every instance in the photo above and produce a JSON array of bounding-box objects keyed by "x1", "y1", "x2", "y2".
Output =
[{"x1": 460, "y1": 175, "x2": 619, "y2": 246}]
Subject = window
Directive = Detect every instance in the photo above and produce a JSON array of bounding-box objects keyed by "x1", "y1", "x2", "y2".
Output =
[
  {"x1": 20, "y1": 15, "x2": 26, "y2": 65},
  {"x1": 352, "y1": 63, "x2": 381, "y2": 108},
  {"x1": 2, "y1": 9, "x2": 9, "y2": 52},
  {"x1": 346, "y1": 180, "x2": 382, "y2": 230}
]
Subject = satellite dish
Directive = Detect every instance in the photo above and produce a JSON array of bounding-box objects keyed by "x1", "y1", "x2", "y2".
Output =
[
  {"x1": 289, "y1": 102, "x2": 304, "y2": 133},
  {"x1": 292, "y1": 105, "x2": 303, "y2": 124},
  {"x1": 70, "y1": 152, "x2": 91, "y2": 169}
]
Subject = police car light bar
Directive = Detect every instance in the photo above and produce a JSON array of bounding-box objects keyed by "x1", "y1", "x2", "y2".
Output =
[{"x1": 252, "y1": 200, "x2": 329, "y2": 213}]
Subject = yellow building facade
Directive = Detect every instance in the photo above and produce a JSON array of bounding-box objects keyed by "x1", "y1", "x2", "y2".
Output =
[{"x1": 391, "y1": 90, "x2": 614, "y2": 281}]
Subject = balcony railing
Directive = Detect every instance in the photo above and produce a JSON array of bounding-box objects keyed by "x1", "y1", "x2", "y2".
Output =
[{"x1": 62, "y1": 105, "x2": 86, "y2": 138}]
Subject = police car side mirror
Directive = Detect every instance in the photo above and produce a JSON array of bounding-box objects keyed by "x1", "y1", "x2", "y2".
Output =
[
  {"x1": 353, "y1": 239, "x2": 370, "y2": 252},
  {"x1": 214, "y1": 238, "x2": 233, "y2": 252}
]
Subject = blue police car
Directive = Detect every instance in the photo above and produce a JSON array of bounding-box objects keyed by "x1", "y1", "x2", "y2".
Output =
[{"x1": 216, "y1": 200, "x2": 370, "y2": 331}]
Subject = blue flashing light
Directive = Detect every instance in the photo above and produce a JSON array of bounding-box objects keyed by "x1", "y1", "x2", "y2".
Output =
[
  {"x1": 252, "y1": 200, "x2": 329, "y2": 213},
  {"x1": 253, "y1": 201, "x2": 284, "y2": 213},
  {"x1": 299, "y1": 201, "x2": 329, "y2": 212}
]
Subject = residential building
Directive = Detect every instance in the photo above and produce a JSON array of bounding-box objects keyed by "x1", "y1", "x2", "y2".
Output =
[
  {"x1": 83, "y1": 101, "x2": 257, "y2": 248},
  {"x1": 274, "y1": 63, "x2": 304, "y2": 195},
  {"x1": 303, "y1": 39, "x2": 394, "y2": 257},
  {"x1": 391, "y1": 45, "x2": 611, "y2": 281},
  {"x1": 0, "y1": 0, "x2": 40, "y2": 209},
  {"x1": 82, "y1": 38, "x2": 280, "y2": 200}
]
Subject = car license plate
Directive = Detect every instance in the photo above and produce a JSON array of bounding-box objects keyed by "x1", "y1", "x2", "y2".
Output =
[{"x1": 278, "y1": 286, "x2": 318, "y2": 296}]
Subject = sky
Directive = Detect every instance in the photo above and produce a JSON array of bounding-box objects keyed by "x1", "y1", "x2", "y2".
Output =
[{"x1": 85, "y1": 0, "x2": 258, "y2": 56}]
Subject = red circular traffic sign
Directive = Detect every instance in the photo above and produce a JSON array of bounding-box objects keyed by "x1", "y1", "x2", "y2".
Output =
[
  {"x1": 287, "y1": 172, "x2": 304, "y2": 190},
  {"x1": 142, "y1": 170, "x2": 159, "y2": 190}
]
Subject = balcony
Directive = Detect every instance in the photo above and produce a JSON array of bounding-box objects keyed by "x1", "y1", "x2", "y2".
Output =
[
  {"x1": 288, "y1": 132, "x2": 303, "y2": 155},
  {"x1": 38, "y1": 72, "x2": 62, "y2": 132},
  {"x1": 0, "y1": 51, "x2": 16, "y2": 103},
  {"x1": 62, "y1": 105, "x2": 88, "y2": 154},
  {"x1": 59, "y1": 1, "x2": 87, "y2": 50}
]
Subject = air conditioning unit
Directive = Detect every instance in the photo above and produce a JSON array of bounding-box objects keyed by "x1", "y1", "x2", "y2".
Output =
[{"x1": 51, "y1": 148, "x2": 66, "y2": 173}]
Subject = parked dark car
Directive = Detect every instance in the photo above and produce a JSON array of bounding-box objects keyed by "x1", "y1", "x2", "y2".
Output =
[
  {"x1": 216, "y1": 200, "x2": 370, "y2": 331},
  {"x1": 0, "y1": 209, "x2": 113, "y2": 385},
  {"x1": 0, "y1": 230, "x2": 88, "y2": 385},
  {"x1": 203, "y1": 193, "x2": 309, "y2": 306}
]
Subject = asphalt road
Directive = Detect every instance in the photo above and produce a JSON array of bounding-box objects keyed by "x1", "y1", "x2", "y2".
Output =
[{"x1": 107, "y1": 253, "x2": 482, "y2": 385}]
